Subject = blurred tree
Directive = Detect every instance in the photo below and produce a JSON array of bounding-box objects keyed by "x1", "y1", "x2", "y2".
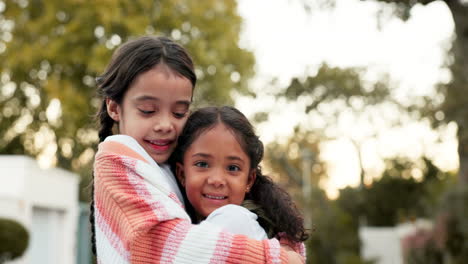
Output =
[
  {"x1": 418, "y1": 157, "x2": 456, "y2": 215},
  {"x1": 281, "y1": 64, "x2": 391, "y2": 114},
  {"x1": 261, "y1": 65, "x2": 399, "y2": 260},
  {"x1": 264, "y1": 128, "x2": 325, "y2": 194},
  {"x1": 306, "y1": 187, "x2": 372, "y2": 264},
  {"x1": 362, "y1": 172, "x2": 424, "y2": 226},
  {"x1": 263, "y1": 128, "x2": 326, "y2": 229},
  {"x1": 337, "y1": 157, "x2": 452, "y2": 227},
  {"x1": 314, "y1": 157, "x2": 451, "y2": 263},
  {"x1": 268, "y1": 63, "x2": 399, "y2": 163},
  {"x1": 0, "y1": 0, "x2": 254, "y2": 201},
  {"x1": 369, "y1": 0, "x2": 468, "y2": 187},
  {"x1": 301, "y1": 0, "x2": 468, "y2": 183},
  {"x1": 263, "y1": 63, "x2": 395, "y2": 183},
  {"x1": 264, "y1": 63, "x2": 400, "y2": 190},
  {"x1": 263, "y1": 129, "x2": 370, "y2": 263}
]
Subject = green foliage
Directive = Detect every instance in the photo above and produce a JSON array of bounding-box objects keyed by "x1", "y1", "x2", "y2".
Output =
[
  {"x1": 306, "y1": 187, "x2": 372, "y2": 264},
  {"x1": 340, "y1": 157, "x2": 452, "y2": 227},
  {"x1": 264, "y1": 128, "x2": 324, "y2": 189},
  {"x1": 367, "y1": 0, "x2": 468, "y2": 184},
  {"x1": 310, "y1": 157, "x2": 450, "y2": 263},
  {"x1": 0, "y1": 218, "x2": 29, "y2": 262},
  {"x1": 262, "y1": 128, "x2": 368, "y2": 263},
  {"x1": 282, "y1": 64, "x2": 391, "y2": 114},
  {"x1": 262, "y1": 131, "x2": 451, "y2": 262},
  {"x1": 362, "y1": 174, "x2": 424, "y2": 226},
  {"x1": 0, "y1": 0, "x2": 254, "y2": 200},
  {"x1": 299, "y1": 0, "x2": 468, "y2": 183}
]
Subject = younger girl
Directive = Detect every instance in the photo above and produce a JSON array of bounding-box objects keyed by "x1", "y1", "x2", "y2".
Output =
[
  {"x1": 172, "y1": 106, "x2": 308, "y2": 245},
  {"x1": 92, "y1": 36, "x2": 304, "y2": 263}
]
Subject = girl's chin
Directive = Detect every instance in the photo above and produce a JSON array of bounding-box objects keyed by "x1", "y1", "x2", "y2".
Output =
[
  {"x1": 149, "y1": 152, "x2": 171, "y2": 164},
  {"x1": 142, "y1": 145, "x2": 174, "y2": 163}
]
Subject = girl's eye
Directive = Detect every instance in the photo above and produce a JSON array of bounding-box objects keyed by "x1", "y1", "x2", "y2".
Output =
[
  {"x1": 138, "y1": 109, "x2": 155, "y2": 115},
  {"x1": 174, "y1": 112, "x2": 187, "y2": 118},
  {"x1": 195, "y1": 161, "x2": 209, "y2": 168},
  {"x1": 227, "y1": 165, "x2": 240, "y2": 172}
]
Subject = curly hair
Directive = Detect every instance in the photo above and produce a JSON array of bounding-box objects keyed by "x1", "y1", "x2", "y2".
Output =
[{"x1": 169, "y1": 106, "x2": 308, "y2": 242}]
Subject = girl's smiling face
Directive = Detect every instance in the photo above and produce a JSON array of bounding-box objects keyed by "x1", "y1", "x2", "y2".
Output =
[
  {"x1": 176, "y1": 123, "x2": 256, "y2": 218},
  {"x1": 106, "y1": 64, "x2": 193, "y2": 164}
]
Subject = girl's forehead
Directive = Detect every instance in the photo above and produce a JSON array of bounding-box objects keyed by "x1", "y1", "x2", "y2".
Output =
[
  {"x1": 193, "y1": 123, "x2": 248, "y2": 152},
  {"x1": 124, "y1": 65, "x2": 193, "y2": 102},
  {"x1": 199, "y1": 123, "x2": 234, "y2": 138}
]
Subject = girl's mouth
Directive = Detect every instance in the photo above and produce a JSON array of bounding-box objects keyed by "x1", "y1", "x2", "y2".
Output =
[
  {"x1": 145, "y1": 139, "x2": 173, "y2": 151},
  {"x1": 203, "y1": 194, "x2": 227, "y2": 200}
]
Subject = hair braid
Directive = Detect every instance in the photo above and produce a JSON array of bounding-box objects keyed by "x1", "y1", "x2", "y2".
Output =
[
  {"x1": 90, "y1": 101, "x2": 115, "y2": 255},
  {"x1": 97, "y1": 101, "x2": 115, "y2": 142}
]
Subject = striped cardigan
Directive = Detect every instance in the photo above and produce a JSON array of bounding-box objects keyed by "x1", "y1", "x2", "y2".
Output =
[{"x1": 93, "y1": 135, "x2": 291, "y2": 263}]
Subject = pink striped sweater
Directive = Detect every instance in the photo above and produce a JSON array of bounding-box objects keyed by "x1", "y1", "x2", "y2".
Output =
[{"x1": 93, "y1": 135, "x2": 292, "y2": 263}]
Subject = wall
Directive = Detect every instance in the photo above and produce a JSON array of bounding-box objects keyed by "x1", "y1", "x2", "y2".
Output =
[{"x1": 0, "y1": 155, "x2": 79, "y2": 264}]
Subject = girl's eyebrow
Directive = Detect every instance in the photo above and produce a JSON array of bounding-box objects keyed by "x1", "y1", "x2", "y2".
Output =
[
  {"x1": 134, "y1": 95, "x2": 159, "y2": 102},
  {"x1": 191, "y1": 153, "x2": 211, "y2": 158},
  {"x1": 191, "y1": 153, "x2": 245, "y2": 163},
  {"x1": 133, "y1": 95, "x2": 191, "y2": 106},
  {"x1": 226, "y1": 156, "x2": 245, "y2": 164},
  {"x1": 175, "y1": 100, "x2": 191, "y2": 107}
]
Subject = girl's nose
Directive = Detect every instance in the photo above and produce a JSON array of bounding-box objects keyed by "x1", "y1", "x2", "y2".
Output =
[
  {"x1": 207, "y1": 171, "x2": 226, "y2": 188},
  {"x1": 153, "y1": 114, "x2": 173, "y2": 133}
]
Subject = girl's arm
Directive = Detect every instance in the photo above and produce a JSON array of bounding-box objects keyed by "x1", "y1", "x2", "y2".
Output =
[
  {"x1": 203, "y1": 206, "x2": 305, "y2": 263},
  {"x1": 94, "y1": 143, "x2": 291, "y2": 264},
  {"x1": 203, "y1": 204, "x2": 268, "y2": 240}
]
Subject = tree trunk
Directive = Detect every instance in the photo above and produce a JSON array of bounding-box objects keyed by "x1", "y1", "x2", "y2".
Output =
[{"x1": 445, "y1": 0, "x2": 468, "y2": 184}]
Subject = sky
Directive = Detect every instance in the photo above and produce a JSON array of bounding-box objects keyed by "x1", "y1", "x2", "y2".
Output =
[{"x1": 235, "y1": 0, "x2": 458, "y2": 198}]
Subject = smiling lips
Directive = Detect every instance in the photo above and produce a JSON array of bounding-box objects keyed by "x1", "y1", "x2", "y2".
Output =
[
  {"x1": 203, "y1": 194, "x2": 227, "y2": 200},
  {"x1": 146, "y1": 139, "x2": 173, "y2": 151}
]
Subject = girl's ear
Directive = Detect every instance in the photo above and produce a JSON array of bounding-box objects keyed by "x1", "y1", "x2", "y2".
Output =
[
  {"x1": 246, "y1": 169, "x2": 256, "y2": 193},
  {"x1": 176, "y1": 162, "x2": 186, "y2": 187},
  {"x1": 106, "y1": 98, "x2": 121, "y2": 122}
]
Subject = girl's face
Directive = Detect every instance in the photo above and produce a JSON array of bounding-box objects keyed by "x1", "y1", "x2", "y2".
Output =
[
  {"x1": 176, "y1": 123, "x2": 256, "y2": 218},
  {"x1": 107, "y1": 64, "x2": 193, "y2": 164}
]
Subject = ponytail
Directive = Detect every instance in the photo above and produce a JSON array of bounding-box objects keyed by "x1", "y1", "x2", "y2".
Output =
[{"x1": 246, "y1": 168, "x2": 309, "y2": 243}]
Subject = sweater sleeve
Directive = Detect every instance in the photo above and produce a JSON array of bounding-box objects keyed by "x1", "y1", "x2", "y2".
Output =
[
  {"x1": 94, "y1": 150, "x2": 289, "y2": 264},
  {"x1": 203, "y1": 204, "x2": 268, "y2": 240}
]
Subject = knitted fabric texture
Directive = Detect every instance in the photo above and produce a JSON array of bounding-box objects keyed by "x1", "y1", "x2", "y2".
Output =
[{"x1": 93, "y1": 135, "x2": 291, "y2": 264}]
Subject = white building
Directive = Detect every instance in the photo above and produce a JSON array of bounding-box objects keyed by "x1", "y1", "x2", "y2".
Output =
[
  {"x1": 359, "y1": 219, "x2": 434, "y2": 264},
  {"x1": 360, "y1": 226, "x2": 403, "y2": 264},
  {"x1": 0, "y1": 155, "x2": 79, "y2": 264}
]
